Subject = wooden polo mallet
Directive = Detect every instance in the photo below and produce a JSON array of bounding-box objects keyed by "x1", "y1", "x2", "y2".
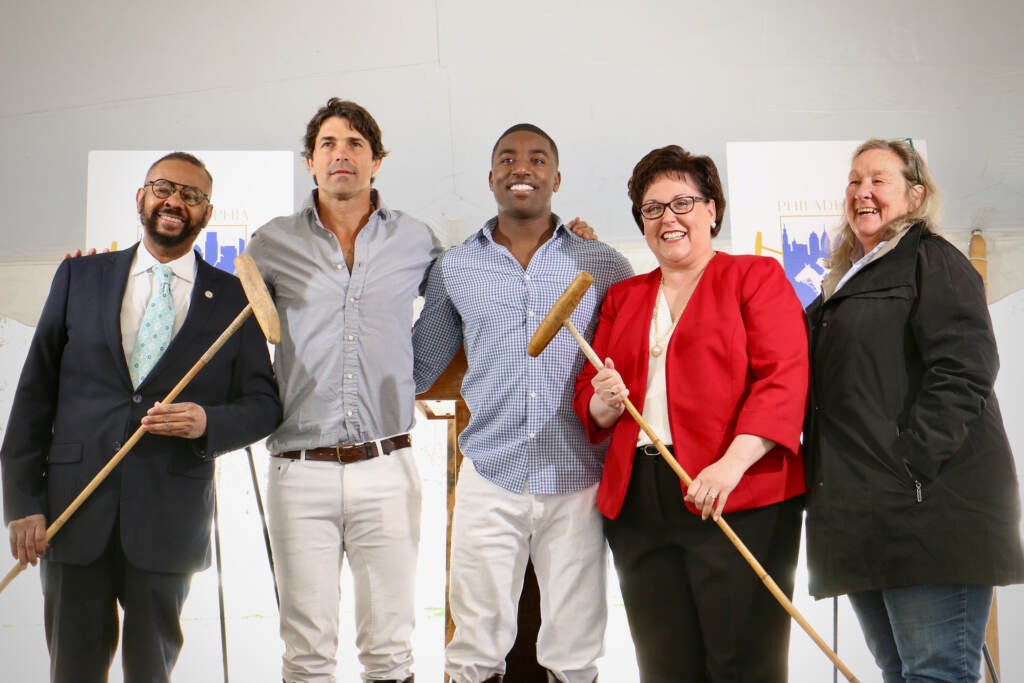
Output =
[
  {"x1": 527, "y1": 271, "x2": 861, "y2": 683},
  {"x1": 0, "y1": 253, "x2": 280, "y2": 595}
]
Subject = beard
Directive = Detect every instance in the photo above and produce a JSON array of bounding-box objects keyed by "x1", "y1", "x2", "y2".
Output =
[{"x1": 139, "y1": 204, "x2": 206, "y2": 250}]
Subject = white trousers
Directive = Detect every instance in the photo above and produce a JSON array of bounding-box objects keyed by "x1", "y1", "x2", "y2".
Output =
[
  {"x1": 445, "y1": 460, "x2": 607, "y2": 683},
  {"x1": 267, "y1": 447, "x2": 421, "y2": 683}
]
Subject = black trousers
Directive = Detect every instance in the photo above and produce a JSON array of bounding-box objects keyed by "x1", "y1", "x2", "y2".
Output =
[
  {"x1": 40, "y1": 518, "x2": 193, "y2": 683},
  {"x1": 604, "y1": 450, "x2": 804, "y2": 683}
]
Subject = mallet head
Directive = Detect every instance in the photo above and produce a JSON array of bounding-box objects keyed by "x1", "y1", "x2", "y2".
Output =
[
  {"x1": 527, "y1": 271, "x2": 594, "y2": 357},
  {"x1": 234, "y1": 253, "x2": 281, "y2": 344}
]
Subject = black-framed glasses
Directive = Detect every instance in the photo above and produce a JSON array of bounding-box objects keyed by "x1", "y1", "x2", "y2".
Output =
[
  {"x1": 144, "y1": 179, "x2": 210, "y2": 206},
  {"x1": 638, "y1": 195, "x2": 708, "y2": 220}
]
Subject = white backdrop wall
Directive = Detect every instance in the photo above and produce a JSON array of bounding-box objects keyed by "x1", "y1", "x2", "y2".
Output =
[
  {"x1": 2, "y1": 1, "x2": 1024, "y2": 681},
  {"x1": 2, "y1": 2, "x2": 1023, "y2": 272}
]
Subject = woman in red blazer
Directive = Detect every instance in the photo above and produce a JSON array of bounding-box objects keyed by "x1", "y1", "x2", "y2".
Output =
[{"x1": 574, "y1": 145, "x2": 808, "y2": 682}]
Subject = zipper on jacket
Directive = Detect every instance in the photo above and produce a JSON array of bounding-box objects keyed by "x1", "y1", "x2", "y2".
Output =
[{"x1": 902, "y1": 457, "x2": 924, "y2": 503}]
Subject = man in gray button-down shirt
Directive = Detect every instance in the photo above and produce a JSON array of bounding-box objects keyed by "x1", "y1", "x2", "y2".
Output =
[{"x1": 246, "y1": 99, "x2": 442, "y2": 683}]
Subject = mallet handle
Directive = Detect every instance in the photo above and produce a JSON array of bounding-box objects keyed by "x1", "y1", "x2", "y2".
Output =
[
  {"x1": 564, "y1": 319, "x2": 860, "y2": 683},
  {"x1": 0, "y1": 304, "x2": 254, "y2": 596}
]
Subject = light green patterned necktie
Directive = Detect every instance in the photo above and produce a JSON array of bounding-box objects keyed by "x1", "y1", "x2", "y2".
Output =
[{"x1": 129, "y1": 264, "x2": 175, "y2": 387}]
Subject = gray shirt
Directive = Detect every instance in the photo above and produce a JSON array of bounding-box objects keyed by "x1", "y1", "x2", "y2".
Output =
[{"x1": 246, "y1": 189, "x2": 443, "y2": 453}]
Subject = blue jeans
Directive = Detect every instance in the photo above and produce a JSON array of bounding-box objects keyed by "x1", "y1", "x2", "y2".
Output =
[{"x1": 848, "y1": 584, "x2": 992, "y2": 683}]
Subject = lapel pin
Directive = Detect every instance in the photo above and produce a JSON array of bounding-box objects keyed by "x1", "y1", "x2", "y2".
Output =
[{"x1": 204, "y1": 290, "x2": 213, "y2": 299}]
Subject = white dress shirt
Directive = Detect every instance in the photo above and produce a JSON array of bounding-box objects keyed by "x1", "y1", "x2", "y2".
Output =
[{"x1": 120, "y1": 244, "x2": 196, "y2": 362}]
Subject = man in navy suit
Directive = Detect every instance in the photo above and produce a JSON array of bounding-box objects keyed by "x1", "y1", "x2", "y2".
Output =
[{"x1": 1, "y1": 152, "x2": 282, "y2": 683}]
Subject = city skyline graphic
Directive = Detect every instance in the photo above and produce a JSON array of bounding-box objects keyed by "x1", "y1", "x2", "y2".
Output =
[
  {"x1": 775, "y1": 215, "x2": 836, "y2": 307},
  {"x1": 196, "y1": 225, "x2": 248, "y2": 275}
]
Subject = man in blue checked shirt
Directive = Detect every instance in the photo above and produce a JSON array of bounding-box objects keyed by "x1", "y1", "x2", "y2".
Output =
[{"x1": 413, "y1": 124, "x2": 634, "y2": 683}]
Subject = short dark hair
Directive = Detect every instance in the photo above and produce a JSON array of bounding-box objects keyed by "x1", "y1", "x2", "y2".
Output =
[
  {"x1": 303, "y1": 98, "x2": 388, "y2": 161},
  {"x1": 627, "y1": 145, "x2": 725, "y2": 236},
  {"x1": 147, "y1": 151, "x2": 213, "y2": 186},
  {"x1": 491, "y1": 123, "x2": 559, "y2": 166}
]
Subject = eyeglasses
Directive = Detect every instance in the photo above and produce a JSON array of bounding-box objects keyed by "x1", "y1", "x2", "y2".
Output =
[
  {"x1": 144, "y1": 179, "x2": 210, "y2": 207},
  {"x1": 638, "y1": 195, "x2": 708, "y2": 220}
]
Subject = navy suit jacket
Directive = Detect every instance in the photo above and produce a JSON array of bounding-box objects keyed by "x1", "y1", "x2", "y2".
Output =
[{"x1": 1, "y1": 244, "x2": 281, "y2": 573}]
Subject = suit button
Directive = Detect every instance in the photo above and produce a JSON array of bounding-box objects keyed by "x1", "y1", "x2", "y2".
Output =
[
  {"x1": 132, "y1": 394, "x2": 143, "y2": 403},
  {"x1": 821, "y1": 320, "x2": 829, "y2": 328},
  {"x1": 113, "y1": 441, "x2": 122, "y2": 450}
]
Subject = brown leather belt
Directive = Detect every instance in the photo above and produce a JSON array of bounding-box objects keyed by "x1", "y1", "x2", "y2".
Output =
[{"x1": 276, "y1": 433, "x2": 412, "y2": 464}]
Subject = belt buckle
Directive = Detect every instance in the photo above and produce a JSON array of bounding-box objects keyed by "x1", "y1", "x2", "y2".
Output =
[
  {"x1": 640, "y1": 444, "x2": 660, "y2": 457},
  {"x1": 334, "y1": 442, "x2": 359, "y2": 463}
]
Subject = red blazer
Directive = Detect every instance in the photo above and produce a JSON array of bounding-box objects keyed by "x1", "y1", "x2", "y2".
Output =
[{"x1": 574, "y1": 253, "x2": 808, "y2": 519}]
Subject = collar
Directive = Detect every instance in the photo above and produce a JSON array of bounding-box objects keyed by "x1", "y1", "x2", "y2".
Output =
[
  {"x1": 481, "y1": 213, "x2": 564, "y2": 243},
  {"x1": 131, "y1": 243, "x2": 197, "y2": 284},
  {"x1": 306, "y1": 188, "x2": 388, "y2": 231}
]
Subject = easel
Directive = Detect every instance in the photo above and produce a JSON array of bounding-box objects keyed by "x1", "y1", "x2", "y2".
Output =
[{"x1": 417, "y1": 349, "x2": 548, "y2": 682}]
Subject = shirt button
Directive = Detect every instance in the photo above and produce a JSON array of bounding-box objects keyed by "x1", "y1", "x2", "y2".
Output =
[
  {"x1": 527, "y1": 310, "x2": 535, "y2": 318},
  {"x1": 349, "y1": 297, "x2": 357, "y2": 303},
  {"x1": 347, "y1": 335, "x2": 355, "y2": 341},
  {"x1": 335, "y1": 263, "x2": 344, "y2": 270},
  {"x1": 529, "y1": 392, "x2": 537, "y2": 398},
  {"x1": 346, "y1": 411, "x2": 353, "y2": 417},
  {"x1": 524, "y1": 274, "x2": 531, "y2": 280},
  {"x1": 346, "y1": 373, "x2": 353, "y2": 379},
  {"x1": 528, "y1": 432, "x2": 535, "y2": 439}
]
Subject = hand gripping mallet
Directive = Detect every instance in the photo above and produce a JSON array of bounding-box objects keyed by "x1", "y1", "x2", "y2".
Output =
[
  {"x1": 0, "y1": 253, "x2": 280, "y2": 595},
  {"x1": 527, "y1": 271, "x2": 861, "y2": 683}
]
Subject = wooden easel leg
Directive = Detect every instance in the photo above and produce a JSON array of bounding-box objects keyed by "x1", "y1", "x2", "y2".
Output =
[{"x1": 984, "y1": 593, "x2": 1000, "y2": 683}]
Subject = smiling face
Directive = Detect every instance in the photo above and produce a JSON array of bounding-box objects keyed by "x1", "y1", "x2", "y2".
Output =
[
  {"x1": 641, "y1": 173, "x2": 716, "y2": 271},
  {"x1": 845, "y1": 147, "x2": 923, "y2": 251},
  {"x1": 136, "y1": 158, "x2": 213, "y2": 260},
  {"x1": 488, "y1": 130, "x2": 561, "y2": 221},
  {"x1": 306, "y1": 116, "x2": 383, "y2": 202}
]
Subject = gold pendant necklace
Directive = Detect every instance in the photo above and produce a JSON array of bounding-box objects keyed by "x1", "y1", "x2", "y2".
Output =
[{"x1": 651, "y1": 284, "x2": 678, "y2": 357}]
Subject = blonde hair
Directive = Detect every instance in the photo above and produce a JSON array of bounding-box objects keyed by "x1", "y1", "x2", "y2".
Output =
[{"x1": 826, "y1": 138, "x2": 942, "y2": 274}]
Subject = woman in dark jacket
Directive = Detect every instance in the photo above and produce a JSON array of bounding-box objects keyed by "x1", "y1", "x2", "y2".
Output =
[{"x1": 805, "y1": 138, "x2": 1024, "y2": 682}]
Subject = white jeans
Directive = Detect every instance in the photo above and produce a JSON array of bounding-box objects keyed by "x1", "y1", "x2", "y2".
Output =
[
  {"x1": 446, "y1": 460, "x2": 607, "y2": 683},
  {"x1": 267, "y1": 447, "x2": 421, "y2": 683}
]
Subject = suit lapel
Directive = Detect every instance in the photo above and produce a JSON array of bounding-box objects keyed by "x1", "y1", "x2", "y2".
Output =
[
  {"x1": 171, "y1": 254, "x2": 221, "y2": 356},
  {"x1": 103, "y1": 245, "x2": 138, "y2": 386}
]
